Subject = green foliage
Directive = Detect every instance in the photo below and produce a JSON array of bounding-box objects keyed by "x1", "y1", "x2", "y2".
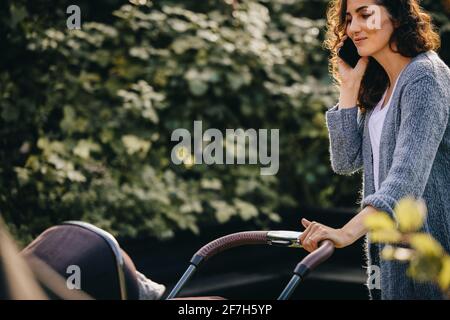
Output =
[
  {"x1": 0, "y1": 0, "x2": 449, "y2": 243},
  {"x1": 365, "y1": 198, "x2": 450, "y2": 294}
]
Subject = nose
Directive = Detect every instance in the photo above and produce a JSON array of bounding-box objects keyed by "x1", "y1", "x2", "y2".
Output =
[{"x1": 347, "y1": 19, "x2": 362, "y2": 38}]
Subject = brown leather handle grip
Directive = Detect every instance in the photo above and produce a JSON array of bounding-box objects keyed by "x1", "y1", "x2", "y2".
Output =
[
  {"x1": 194, "y1": 231, "x2": 268, "y2": 261},
  {"x1": 298, "y1": 239, "x2": 335, "y2": 271}
]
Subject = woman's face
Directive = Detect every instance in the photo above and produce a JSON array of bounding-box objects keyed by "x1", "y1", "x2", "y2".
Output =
[{"x1": 345, "y1": 0, "x2": 396, "y2": 57}]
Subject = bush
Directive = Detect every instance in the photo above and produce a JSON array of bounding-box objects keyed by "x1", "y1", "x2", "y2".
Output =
[{"x1": 1, "y1": 0, "x2": 448, "y2": 243}]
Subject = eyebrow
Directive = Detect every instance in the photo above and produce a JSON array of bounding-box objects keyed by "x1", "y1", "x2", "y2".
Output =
[{"x1": 346, "y1": 6, "x2": 369, "y2": 16}]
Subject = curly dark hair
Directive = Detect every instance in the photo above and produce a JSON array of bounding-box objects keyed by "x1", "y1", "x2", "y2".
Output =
[{"x1": 324, "y1": 0, "x2": 441, "y2": 112}]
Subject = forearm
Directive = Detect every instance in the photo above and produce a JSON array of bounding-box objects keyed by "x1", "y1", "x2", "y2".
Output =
[
  {"x1": 338, "y1": 84, "x2": 359, "y2": 109},
  {"x1": 326, "y1": 105, "x2": 363, "y2": 174},
  {"x1": 340, "y1": 205, "x2": 378, "y2": 245}
]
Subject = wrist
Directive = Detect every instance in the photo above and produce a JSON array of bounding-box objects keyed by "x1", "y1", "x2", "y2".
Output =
[
  {"x1": 338, "y1": 227, "x2": 357, "y2": 247},
  {"x1": 339, "y1": 206, "x2": 378, "y2": 246},
  {"x1": 338, "y1": 101, "x2": 358, "y2": 109},
  {"x1": 338, "y1": 91, "x2": 359, "y2": 109}
]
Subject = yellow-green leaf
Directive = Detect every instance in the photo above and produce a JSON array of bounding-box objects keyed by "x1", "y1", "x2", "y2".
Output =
[
  {"x1": 409, "y1": 233, "x2": 444, "y2": 257},
  {"x1": 369, "y1": 229, "x2": 402, "y2": 244},
  {"x1": 174, "y1": 146, "x2": 189, "y2": 162},
  {"x1": 364, "y1": 211, "x2": 396, "y2": 231},
  {"x1": 438, "y1": 255, "x2": 450, "y2": 291},
  {"x1": 394, "y1": 197, "x2": 426, "y2": 233},
  {"x1": 183, "y1": 154, "x2": 195, "y2": 169},
  {"x1": 407, "y1": 255, "x2": 443, "y2": 282},
  {"x1": 381, "y1": 245, "x2": 396, "y2": 260}
]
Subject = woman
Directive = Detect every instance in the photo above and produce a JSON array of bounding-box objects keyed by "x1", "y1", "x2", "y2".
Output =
[{"x1": 300, "y1": 0, "x2": 450, "y2": 299}]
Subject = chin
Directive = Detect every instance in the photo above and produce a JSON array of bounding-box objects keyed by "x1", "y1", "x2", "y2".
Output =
[{"x1": 357, "y1": 47, "x2": 372, "y2": 57}]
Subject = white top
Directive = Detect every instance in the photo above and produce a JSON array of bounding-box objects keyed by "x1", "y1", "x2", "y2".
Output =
[{"x1": 368, "y1": 69, "x2": 405, "y2": 191}]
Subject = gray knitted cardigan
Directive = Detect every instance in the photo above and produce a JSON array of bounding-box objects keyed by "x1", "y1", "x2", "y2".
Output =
[{"x1": 325, "y1": 50, "x2": 450, "y2": 300}]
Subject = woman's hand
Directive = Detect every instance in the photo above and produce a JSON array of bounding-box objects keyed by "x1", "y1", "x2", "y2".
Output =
[
  {"x1": 336, "y1": 35, "x2": 370, "y2": 109},
  {"x1": 299, "y1": 218, "x2": 353, "y2": 252},
  {"x1": 299, "y1": 206, "x2": 377, "y2": 252}
]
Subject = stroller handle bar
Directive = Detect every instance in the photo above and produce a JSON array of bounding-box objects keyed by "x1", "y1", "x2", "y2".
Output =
[
  {"x1": 167, "y1": 230, "x2": 337, "y2": 299},
  {"x1": 192, "y1": 230, "x2": 303, "y2": 264},
  {"x1": 278, "y1": 239, "x2": 335, "y2": 300},
  {"x1": 296, "y1": 239, "x2": 334, "y2": 272},
  {"x1": 167, "y1": 230, "x2": 303, "y2": 299}
]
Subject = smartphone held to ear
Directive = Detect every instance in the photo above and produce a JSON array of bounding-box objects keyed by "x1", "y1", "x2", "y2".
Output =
[{"x1": 338, "y1": 38, "x2": 361, "y2": 68}]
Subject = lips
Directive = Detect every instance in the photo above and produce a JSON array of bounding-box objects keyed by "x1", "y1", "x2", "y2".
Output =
[{"x1": 354, "y1": 37, "x2": 368, "y2": 45}]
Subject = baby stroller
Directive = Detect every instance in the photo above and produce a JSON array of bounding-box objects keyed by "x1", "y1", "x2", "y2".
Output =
[
  {"x1": 16, "y1": 221, "x2": 334, "y2": 300},
  {"x1": 20, "y1": 221, "x2": 140, "y2": 300}
]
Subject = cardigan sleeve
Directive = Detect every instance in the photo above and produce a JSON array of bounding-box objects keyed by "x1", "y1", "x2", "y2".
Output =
[
  {"x1": 362, "y1": 75, "x2": 449, "y2": 215},
  {"x1": 325, "y1": 103, "x2": 364, "y2": 175}
]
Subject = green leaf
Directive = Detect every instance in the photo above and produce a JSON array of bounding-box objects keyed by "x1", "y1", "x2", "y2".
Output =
[
  {"x1": 210, "y1": 200, "x2": 236, "y2": 224},
  {"x1": 122, "y1": 135, "x2": 151, "y2": 155},
  {"x1": 233, "y1": 199, "x2": 258, "y2": 221},
  {"x1": 73, "y1": 140, "x2": 101, "y2": 159}
]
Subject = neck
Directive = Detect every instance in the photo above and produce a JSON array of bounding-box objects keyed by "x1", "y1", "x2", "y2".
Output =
[{"x1": 372, "y1": 45, "x2": 412, "y2": 88}]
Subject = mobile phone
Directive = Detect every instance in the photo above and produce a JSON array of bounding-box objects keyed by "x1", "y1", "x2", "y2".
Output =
[{"x1": 338, "y1": 37, "x2": 361, "y2": 68}]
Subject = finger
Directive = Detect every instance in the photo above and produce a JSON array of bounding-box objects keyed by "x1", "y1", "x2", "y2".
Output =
[
  {"x1": 338, "y1": 35, "x2": 348, "y2": 45},
  {"x1": 299, "y1": 223, "x2": 312, "y2": 244},
  {"x1": 304, "y1": 242, "x2": 313, "y2": 253},
  {"x1": 355, "y1": 56, "x2": 369, "y2": 70},
  {"x1": 307, "y1": 234, "x2": 317, "y2": 251},
  {"x1": 301, "y1": 222, "x2": 320, "y2": 250},
  {"x1": 299, "y1": 218, "x2": 313, "y2": 243},
  {"x1": 301, "y1": 218, "x2": 311, "y2": 228},
  {"x1": 299, "y1": 222, "x2": 316, "y2": 245},
  {"x1": 301, "y1": 231, "x2": 313, "y2": 252},
  {"x1": 307, "y1": 223, "x2": 322, "y2": 250},
  {"x1": 309, "y1": 231, "x2": 325, "y2": 251},
  {"x1": 338, "y1": 37, "x2": 347, "y2": 46},
  {"x1": 337, "y1": 56, "x2": 351, "y2": 69},
  {"x1": 352, "y1": 57, "x2": 369, "y2": 79},
  {"x1": 304, "y1": 230, "x2": 320, "y2": 252}
]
